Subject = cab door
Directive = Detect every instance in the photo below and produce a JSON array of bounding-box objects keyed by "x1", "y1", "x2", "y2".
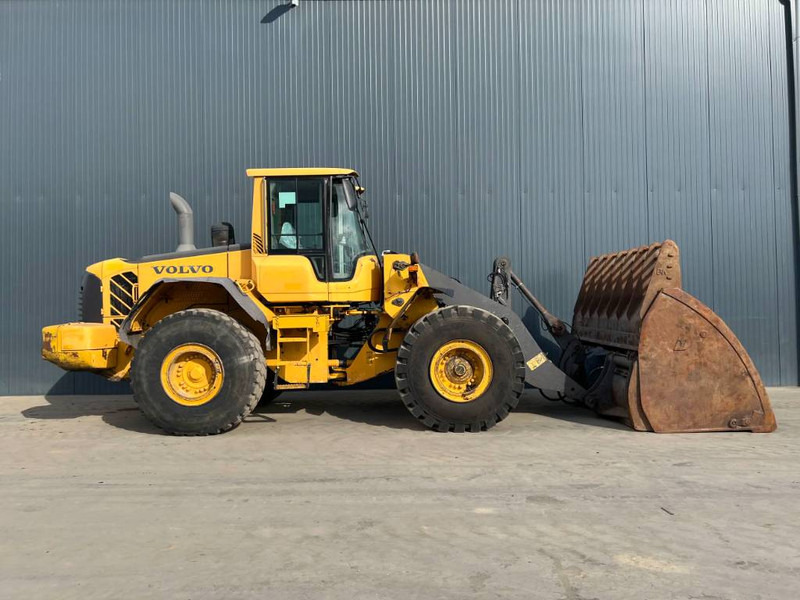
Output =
[
  {"x1": 253, "y1": 176, "x2": 329, "y2": 302},
  {"x1": 327, "y1": 178, "x2": 381, "y2": 303}
]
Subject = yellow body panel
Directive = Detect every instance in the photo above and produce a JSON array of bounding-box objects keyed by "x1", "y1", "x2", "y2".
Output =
[
  {"x1": 137, "y1": 252, "x2": 231, "y2": 290},
  {"x1": 246, "y1": 167, "x2": 358, "y2": 178},
  {"x1": 99, "y1": 250, "x2": 250, "y2": 289},
  {"x1": 227, "y1": 249, "x2": 252, "y2": 280},
  {"x1": 95, "y1": 250, "x2": 257, "y2": 330},
  {"x1": 251, "y1": 176, "x2": 266, "y2": 253},
  {"x1": 381, "y1": 254, "x2": 431, "y2": 318},
  {"x1": 270, "y1": 313, "x2": 332, "y2": 383},
  {"x1": 86, "y1": 262, "x2": 103, "y2": 278},
  {"x1": 254, "y1": 254, "x2": 329, "y2": 302},
  {"x1": 42, "y1": 323, "x2": 119, "y2": 370},
  {"x1": 328, "y1": 255, "x2": 382, "y2": 303}
]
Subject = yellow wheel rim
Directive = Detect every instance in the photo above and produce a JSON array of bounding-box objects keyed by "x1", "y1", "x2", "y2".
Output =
[
  {"x1": 429, "y1": 339, "x2": 493, "y2": 403},
  {"x1": 160, "y1": 343, "x2": 224, "y2": 407}
]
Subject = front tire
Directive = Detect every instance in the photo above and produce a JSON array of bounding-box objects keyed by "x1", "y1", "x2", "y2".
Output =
[
  {"x1": 131, "y1": 308, "x2": 266, "y2": 435},
  {"x1": 395, "y1": 305, "x2": 525, "y2": 432}
]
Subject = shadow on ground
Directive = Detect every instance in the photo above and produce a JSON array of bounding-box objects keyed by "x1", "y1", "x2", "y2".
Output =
[
  {"x1": 250, "y1": 393, "x2": 428, "y2": 431},
  {"x1": 20, "y1": 389, "x2": 627, "y2": 434},
  {"x1": 515, "y1": 394, "x2": 630, "y2": 431},
  {"x1": 22, "y1": 395, "x2": 164, "y2": 435}
]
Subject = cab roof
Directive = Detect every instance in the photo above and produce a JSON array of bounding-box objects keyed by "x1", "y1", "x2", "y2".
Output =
[{"x1": 246, "y1": 167, "x2": 358, "y2": 178}]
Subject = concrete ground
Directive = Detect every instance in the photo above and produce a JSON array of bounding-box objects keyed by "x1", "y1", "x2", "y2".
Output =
[{"x1": 0, "y1": 388, "x2": 798, "y2": 600}]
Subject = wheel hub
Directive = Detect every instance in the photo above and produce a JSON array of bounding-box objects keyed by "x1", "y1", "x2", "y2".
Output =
[
  {"x1": 429, "y1": 340, "x2": 493, "y2": 403},
  {"x1": 160, "y1": 343, "x2": 224, "y2": 407},
  {"x1": 451, "y1": 360, "x2": 469, "y2": 379}
]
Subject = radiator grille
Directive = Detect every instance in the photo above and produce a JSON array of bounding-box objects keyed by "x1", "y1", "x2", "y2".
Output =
[{"x1": 109, "y1": 271, "x2": 138, "y2": 329}]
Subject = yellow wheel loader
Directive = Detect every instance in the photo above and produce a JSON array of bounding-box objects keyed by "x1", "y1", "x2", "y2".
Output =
[{"x1": 41, "y1": 168, "x2": 776, "y2": 435}]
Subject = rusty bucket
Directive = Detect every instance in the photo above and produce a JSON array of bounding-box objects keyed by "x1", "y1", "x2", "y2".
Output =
[{"x1": 571, "y1": 240, "x2": 776, "y2": 433}]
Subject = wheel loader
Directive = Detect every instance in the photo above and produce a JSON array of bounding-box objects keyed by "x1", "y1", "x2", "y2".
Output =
[{"x1": 41, "y1": 168, "x2": 776, "y2": 435}]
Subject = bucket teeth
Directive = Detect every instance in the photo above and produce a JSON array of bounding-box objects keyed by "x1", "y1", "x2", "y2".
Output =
[{"x1": 573, "y1": 240, "x2": 681, "y2": 351}]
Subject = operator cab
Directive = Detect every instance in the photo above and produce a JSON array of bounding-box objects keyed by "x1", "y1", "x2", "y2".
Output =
[
  {"x1": 249, "y1": 168, "x2": 381, "y2": 303},
  {"x1": 266, "y1": 174, "x2": 371, "y2": 280}
]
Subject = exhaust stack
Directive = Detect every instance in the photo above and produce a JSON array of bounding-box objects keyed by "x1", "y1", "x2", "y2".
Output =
[{"x1": 169, "y1": 192, "x2": 196, "y2": 252}]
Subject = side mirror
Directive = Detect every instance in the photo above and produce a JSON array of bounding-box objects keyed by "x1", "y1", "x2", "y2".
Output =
[{"x1": 343, "y1": 180, "x2": 358, "y2": 211}]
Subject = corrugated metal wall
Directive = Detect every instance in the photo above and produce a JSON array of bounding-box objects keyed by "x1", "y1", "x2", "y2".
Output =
[{"x1": 0, "y1": 0, "x2": 796, "y2": 394}]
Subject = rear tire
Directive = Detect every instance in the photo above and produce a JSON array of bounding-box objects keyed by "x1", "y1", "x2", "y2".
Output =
[
  {"x1": 131, "y1": 308, "x2": 266, "y2": 435},
  {"x1": 395, "y1": 305, "x2": 525, "y2": 432}
]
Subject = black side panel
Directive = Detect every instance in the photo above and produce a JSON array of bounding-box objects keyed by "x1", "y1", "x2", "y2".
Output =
[
  {"x1": 421, "y1": 264, "x2": 585, "y2": 397},
  {"x1": 129, "y1": 243, "x2": 251, "y2": 264},
  {"x1": 79, "y1": 273, "x2": 103, "y2": 323}
]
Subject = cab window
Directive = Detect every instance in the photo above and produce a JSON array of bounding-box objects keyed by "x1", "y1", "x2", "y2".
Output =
[
  {"x1": 330, "y1": 178, "x2": 371, "y2": 280},
  {"x1": 268, "y1": 177, "x2": 326, "y2": 279},
  {"x1": 268, "y1": 178, "x2": 324, "y2": 251}
]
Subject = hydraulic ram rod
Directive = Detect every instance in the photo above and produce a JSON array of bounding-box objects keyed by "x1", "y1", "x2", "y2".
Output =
[{"x1": 507, "y1": 271, "x2": 567, "y2": 337}]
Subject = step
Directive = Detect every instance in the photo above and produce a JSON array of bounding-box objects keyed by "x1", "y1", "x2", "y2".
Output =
[{"x1": 274, "y1": 382, "x2": 309, "y2": 391}]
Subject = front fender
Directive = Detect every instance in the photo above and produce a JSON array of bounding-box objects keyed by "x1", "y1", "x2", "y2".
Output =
[{"x1": 419, "y1": 264, "x2": 585, "y2": 398}]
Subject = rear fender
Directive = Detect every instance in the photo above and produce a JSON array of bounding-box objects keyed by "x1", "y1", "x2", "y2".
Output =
[{"x1": 118, "y1": 278, "x2": 272, "y2": 349}]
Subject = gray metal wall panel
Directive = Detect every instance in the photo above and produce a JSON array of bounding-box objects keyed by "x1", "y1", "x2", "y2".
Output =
[
  {"x1": 450, "y1": 0, "x2": 521, "y2": 291},
  {"x1": 388, "y1": 0, "x2": 460, "y2": 279},
  {"x1": 3, "y1": 2, "x2": 80, "y2": 394},
  {"x1": 0, "y1": 4, "x2": 10, "y2": 395},
  {"x1": 0, "y1": 0, "x2": 795, "y2": 394},
  {"x1": 706, "y1": 0, "x2": 784, "y2": 384},
  {"x1": 581, "y1": 0, "x2": 649, "y2": 255},
  {"x1": 643, "y1": 0, "x2": 714, "y2": 305},
  {"x1": 327, "y1": 0, "x2": 397, "y2": 235},
  {"x1": 770, "y1": 1, "x2": 798, "y2": 386},
  {"x1": 519, "y1": 0, "x2": 586, "y2": 314}
]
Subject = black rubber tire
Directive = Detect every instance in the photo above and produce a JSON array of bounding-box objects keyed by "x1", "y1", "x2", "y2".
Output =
[
  {"x1": 131, "y1": 308, "x2": 266, "y2": 435},
  {"x1": 395, "y1": 305, "x2": 526, "y2": 432},
  {"x1": 258, "y1": 369, "x2": 283, "y2": 406}
]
